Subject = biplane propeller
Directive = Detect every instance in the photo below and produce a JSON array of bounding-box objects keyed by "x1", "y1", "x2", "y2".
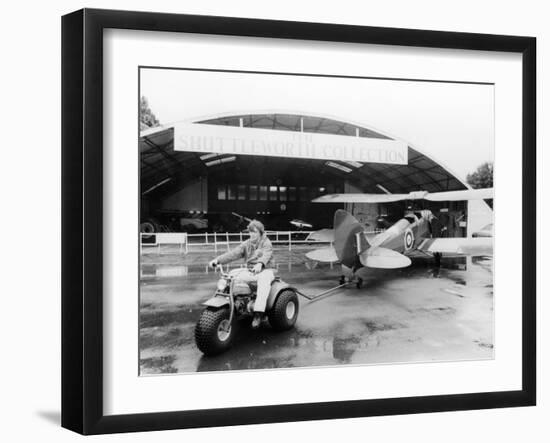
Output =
[{"x1": 306, "y1": 187, "x2": 493, "y2": 288}]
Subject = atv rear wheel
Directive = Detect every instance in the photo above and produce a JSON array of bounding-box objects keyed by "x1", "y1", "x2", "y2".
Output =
[
  {"x1": 194, "y1": 307, "x2": 234, "y2": 356},
  {"x1": 268, "y1": 290, "x2": 299, "y2": 331}
]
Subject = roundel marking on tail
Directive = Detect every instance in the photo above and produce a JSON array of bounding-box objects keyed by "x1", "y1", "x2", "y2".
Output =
[{"x1": 404, "y1": 228, "x2": 415, "y2": 250}]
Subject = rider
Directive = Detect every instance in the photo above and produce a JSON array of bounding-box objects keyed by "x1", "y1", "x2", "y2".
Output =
[{"x1": 208, "y1": 220, "x2": 274, "y2": 329}]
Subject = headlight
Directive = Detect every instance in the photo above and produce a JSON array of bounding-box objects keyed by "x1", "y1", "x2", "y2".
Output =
[{"x1": 217, "y1": 279, "x2": 227, "y2": 291}]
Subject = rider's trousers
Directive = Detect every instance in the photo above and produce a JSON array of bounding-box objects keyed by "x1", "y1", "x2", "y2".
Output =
[{"x1": 234, "y1": 269, "x2": 275, "y2": 312}]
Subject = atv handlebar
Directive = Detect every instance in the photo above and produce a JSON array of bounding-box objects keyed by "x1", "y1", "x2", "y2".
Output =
[{"x1": 213, "y1": 263, "x2": 258, "y2": 279}]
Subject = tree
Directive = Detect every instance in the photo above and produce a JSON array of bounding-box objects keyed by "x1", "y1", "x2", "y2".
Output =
[
  {"x1": 466, "y1": 162, "x2": 493, "y2": 189},
  {"x1": 140, "y1": 96, "x2": 160, "y2": 129},
  {"x1": 466, "y1": 161, "x2": 493, "y2": 209}
]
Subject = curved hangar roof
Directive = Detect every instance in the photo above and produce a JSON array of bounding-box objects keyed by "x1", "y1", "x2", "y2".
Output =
[{"x1": 139, "y1": 113, "x2": 467, "y2": 197}]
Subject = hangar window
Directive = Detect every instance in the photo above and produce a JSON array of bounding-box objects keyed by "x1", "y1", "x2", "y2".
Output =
[
  {"x1": 227, "y1": 185, "x2": 236, "y2": 200},
  {"x1": 276, "y1": 114, "x2": 301, "y2": 131},
  {"x1": 202, "y1": 116, "x2": 240, "y2": 127},
  {"x1": 326, "y1": 161, "x2": 352, "y2": 173},
  {"x1": 279, "y1": 186, "x2": 287, "y2": 201},
  {"x1": 249, "y1": 185, "x2": 258, "y2": 200},
  {"x1": 217, "y1": 186, "x2": 226, "y2": 200},
  {"x1": 205, "y1": 156, "x2": 236, "y2": 167},
  {"x1": 259, "y1": 186, "x2": 268, "y2": 201},
  {"x1": 358, "y1": 128, "x2": 391, "y2": 139},
  {"x1": 269, "y1": 186, "x2": 278, "y2": 200},
  {"x1": 289, "y1": 187, "x2": 297, "y2": 201},
  {"x1": 342, "y1": 161, "x2": 363, "y2": 169},
  {"x1": 238, "y1": 185, "x2": 246, "y2": 200},
  {"x1": 200, "y1": 153, "x2": 219, "y2": 161}
]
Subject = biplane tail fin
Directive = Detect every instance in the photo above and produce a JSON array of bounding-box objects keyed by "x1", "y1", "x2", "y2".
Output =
[{"x1": 333, "y1": 210, "x2": 369, "y2": 267}]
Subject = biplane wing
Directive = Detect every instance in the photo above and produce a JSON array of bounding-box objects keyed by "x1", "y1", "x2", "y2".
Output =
[
  {"x1": 313, "y1": 187, "x2": 493, "y2": 203},
  {"x1": 306, "y1": 229, "x2": 377, "y2": 245},
  {"x1": 423, "y1": 188, "x2": 493, "y2": 201},
  {"x1": 312, "y1": 193, "x2": 411, "y2": 203},
  {"x1": 306, "y1": 228, "x2": 334, "y2": 243},
  {"x1": 416, "y1": 237, "x2": 493, "y2": 256}
]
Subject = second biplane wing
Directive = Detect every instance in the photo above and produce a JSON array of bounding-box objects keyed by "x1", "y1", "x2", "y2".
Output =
[
  {"x1": 416, "y1": 237, "x2": 493, "y2": 256},
  {"x1": 305, "y1": 246, "x2": 339, "y2": 263}
]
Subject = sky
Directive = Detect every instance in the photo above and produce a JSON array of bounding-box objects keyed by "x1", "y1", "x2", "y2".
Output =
[{"x1": 140, "y1": 68, "x2": 494, "y2": 181}]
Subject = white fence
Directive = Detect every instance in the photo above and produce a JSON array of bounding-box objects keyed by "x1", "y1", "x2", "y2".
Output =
[
  {"x1": 192, "y1": 230, "x2": 334, "y2": 252},
  {"x1": 140, "y1": 232, "x2": 188, "y2": 254},
  {"x1": 141, "y1": 230, "x2": 327, "y2": 254},
  {"x1": 141, "y1": 229, "x2": 384, "y2": 255}
]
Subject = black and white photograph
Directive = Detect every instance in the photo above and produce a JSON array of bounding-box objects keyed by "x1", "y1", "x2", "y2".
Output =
[
  {"x1": 138, "y1": 67, "x2": 495, "y2": 375},
  {"x1": 1, "y1": 0, "x2": 545, "y2": 439}
]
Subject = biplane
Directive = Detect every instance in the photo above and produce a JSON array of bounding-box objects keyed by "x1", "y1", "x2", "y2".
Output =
[{"x1": 306, "y1": 188, "x2": 493, "y2": 288}]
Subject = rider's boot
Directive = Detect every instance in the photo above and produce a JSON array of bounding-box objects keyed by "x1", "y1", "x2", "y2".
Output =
[{"x1": 251, "y1": 313, "x2": 263, "y2": 329}]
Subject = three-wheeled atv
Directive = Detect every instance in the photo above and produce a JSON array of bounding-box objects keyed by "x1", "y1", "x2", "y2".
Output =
[{"x1": 194, "y1": 265, "x2": 299, "y2": 356}]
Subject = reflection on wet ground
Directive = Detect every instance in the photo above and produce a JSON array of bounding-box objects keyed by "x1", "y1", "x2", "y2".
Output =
[{"x1": 139, "y1": 245, "x2": 494, "y2": 374}]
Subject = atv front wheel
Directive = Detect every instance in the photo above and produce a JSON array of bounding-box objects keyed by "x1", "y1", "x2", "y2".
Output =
[
  {"x1": 195, "y1": 307, "x2": 234, "y2": 356},
  {"x1": 268, "y1": 290, "x2": 299, "y2": 331}
]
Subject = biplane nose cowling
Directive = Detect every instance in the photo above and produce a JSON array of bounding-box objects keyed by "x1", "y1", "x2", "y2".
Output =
[{"x1": 333, "y1": 210, "x2": 369, "y2": 268}]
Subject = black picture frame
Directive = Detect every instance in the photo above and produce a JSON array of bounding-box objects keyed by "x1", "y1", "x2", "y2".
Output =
[{"x1": 62, "y1": 8, "x2": 536, "y2": 435}]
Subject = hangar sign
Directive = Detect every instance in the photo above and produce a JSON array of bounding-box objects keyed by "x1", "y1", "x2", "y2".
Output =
[{"x1": 174, "y1": 123, "x2": 408, "y2": 165}]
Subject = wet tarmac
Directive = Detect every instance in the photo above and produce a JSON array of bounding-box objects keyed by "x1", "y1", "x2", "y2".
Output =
[{"x1": 139, "y1": 245, "x2": 493, "y2": 375}]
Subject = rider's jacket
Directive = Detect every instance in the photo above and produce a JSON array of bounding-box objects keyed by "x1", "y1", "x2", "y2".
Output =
[{"x1": 215, "y1": 234, "x2": 273, "y2": 268}]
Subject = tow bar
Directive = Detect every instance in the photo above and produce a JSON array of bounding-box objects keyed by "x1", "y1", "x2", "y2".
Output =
[{"x1": 295, "y1": 283, "x2": 348, "y2": 304}]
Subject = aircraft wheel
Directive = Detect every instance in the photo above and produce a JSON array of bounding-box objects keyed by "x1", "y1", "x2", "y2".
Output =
[
  {"x1": 339, "y1": 276, "x2": 346, "y2": 285},
  {"x1": 356, "y1": 278, "x2": 363, "y2": 289}
]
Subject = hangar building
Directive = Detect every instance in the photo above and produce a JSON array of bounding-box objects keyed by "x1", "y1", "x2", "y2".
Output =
[{"x1": 139, "y1": 113, "x2": 492, "y2": 237}]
